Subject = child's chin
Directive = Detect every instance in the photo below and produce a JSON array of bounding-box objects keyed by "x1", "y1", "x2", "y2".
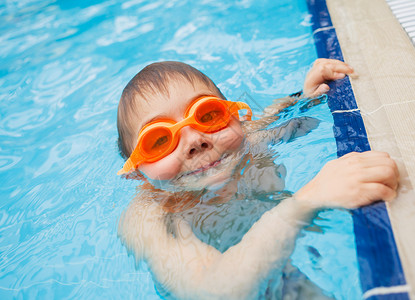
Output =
[
  {"x1": 199, "y1": 171, "x2": 232, "y2": 190},
  {"x1": 175, "y1": 168, "x2": 232, "y2": 190}
]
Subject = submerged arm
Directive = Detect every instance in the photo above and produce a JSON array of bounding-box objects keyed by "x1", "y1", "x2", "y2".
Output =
[
  {"x1": 118, "y1": 152, "x2": 399, "y2": 300},
  {"x1": 247, "y1": 58, "x2": 355, "y2": 132},
  {"x1": 262, "y1": 94, "x2": 301, "y2": 118},
  {"x1": 244, "y1": 95, "x2": 300, "y2": 132},
  {"x1": 245, "y1": 116, "x2": 320, "y2": 152},
  {"x1": 119, "y1": 193, "x2": 317, "y2": 300},
  {"x1": 245, "y1": 93, "x2": 327, "y2": 134}
]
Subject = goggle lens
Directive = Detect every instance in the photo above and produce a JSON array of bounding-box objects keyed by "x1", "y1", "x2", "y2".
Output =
[
  {"x1": 141, "y1": 127, "x2": 173, "y2": 157},
  {"x1": 194, "y1": 100, "x2": 229, "y2": 131}
]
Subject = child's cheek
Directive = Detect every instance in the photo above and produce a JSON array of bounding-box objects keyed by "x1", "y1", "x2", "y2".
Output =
[
  {"x1": 219, "y1": 121, "x2": 244, "y2": 151},
  {"x1": 139, "y1": 159, "x2": 182, "y2": 180}
]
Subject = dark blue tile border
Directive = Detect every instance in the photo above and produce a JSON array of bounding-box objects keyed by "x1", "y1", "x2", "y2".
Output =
[
  {"x1": 306, "y1": 0, "x2": 408, "y2": 298},
  {"x1": 366, "y1": 292, "x2": 410, "y2": 300}
]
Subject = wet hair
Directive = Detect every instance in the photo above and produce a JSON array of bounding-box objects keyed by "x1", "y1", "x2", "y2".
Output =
[{"x1": 117, "y1": 61, "x2": 225, "y2": 159}]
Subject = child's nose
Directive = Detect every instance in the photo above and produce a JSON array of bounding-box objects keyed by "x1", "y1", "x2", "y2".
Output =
[{"x1": 181, "y1": 127, "x2": 213, "y2": 158}]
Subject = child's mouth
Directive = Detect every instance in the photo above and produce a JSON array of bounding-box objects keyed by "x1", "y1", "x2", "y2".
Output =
[{"x1": 179, "y1": 153, "x2": 230, "y2": 178}]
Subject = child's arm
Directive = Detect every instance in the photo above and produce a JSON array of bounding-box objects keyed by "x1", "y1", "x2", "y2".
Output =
[
  {"x1": 119, "y1": 190, "x2": 317, "y2": 299},
  {"x1": 249, "y1": 59, "x2": 355, "y2": 131},
  {"x1": 245, "y1": 116, "x2": 320, "y2": 152},
  {"x1": 119, "y1": 151, "x2": 398, "y2": 300},
  {"x1": 246, "y1": 95, "x2": 300, "y2": 131}
]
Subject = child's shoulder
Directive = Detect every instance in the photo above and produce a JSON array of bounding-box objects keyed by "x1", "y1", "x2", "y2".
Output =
[{"x1": 118, "y1": 194, "x2": 166, "y2": 254}]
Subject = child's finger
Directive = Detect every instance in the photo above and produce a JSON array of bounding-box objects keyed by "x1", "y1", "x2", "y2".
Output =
[
  {"x1": 363, "y1": 182, "x2": 397, "y2": 202},
  {"x1": 342, "y1": 150, "x2": 390, "y2": 160},
  {"x1": 313, "y1": 58, "x2": 354, "y2": 74},
  {"x1": 361, "y1": 166, "x2": 399, "y2": 190},
  {"x1": 312, "y1": 83, "x2": 330, "y2": 96},
  {"x1": 320, "y1": 66, "x2": 339, "y2": 81},
  {"x1": 348, "y1": 151, "x2": 394, "y2": 165},
  {"x1": 364, "y1": 160, "x2": 399, "y2": 179},
  {"x1": 342, "y1": 151, "x2": 399, "y2": 180},
  {"x1": 362, "y1": 157, "x2": 399, "y2": 179},
  {"x1": 333, "y1": 72, "x2": 346, "y2": 79},
  {"x1": 320, "y1": 64, "x2": 351, "y2": 81},
  {"x1": 359, "y1": 150, "x2": 391, "y2": 158},
  {"x1": 326, "y1": 58, "x2": 352, "y2": 68},
  {"x1": 330, "y1": 61, "x2": 354, "y2": 74}
]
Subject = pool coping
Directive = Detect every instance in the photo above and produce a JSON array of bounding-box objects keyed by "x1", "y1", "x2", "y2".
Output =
[{"x1": 306, "y1": 0, "x2": 414, "y2": 299}]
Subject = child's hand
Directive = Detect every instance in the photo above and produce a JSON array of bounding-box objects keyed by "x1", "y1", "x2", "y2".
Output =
[
  {"x1": 303, "y1": 59, "x2": 356, "y2": 97},
  {"x1": 295, "y1": 151, "x2": 399, "y2": 209}
]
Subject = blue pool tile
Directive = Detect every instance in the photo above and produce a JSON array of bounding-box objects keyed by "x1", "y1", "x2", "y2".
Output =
[
  {"x1": 353, "y1": 203, "x2": 408, "y2": 290},
  {"x1": 332, "y1": 111, "x2": 368, "y2": 139},
  {"x1": 314, "y1": 28, "x2": 343, "y2": 60},
  {"x1": 307, "y1": 0, "x2": 409, "y2": 297},
  {"x1": 307, "y1": 0, "x2": 333, "y2": 28},
  {"x1": 334, "y1": 137, "x2": 371, "y2": 158},
  {"x1": 365, "y1": 292, "x2": 410, "y2": 300},
  {"x1": 327, "y1": 77, "x2": 359, "y2": 111}
]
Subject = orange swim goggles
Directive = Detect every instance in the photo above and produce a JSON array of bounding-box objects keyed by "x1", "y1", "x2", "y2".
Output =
[{"x1": 117, "y1": 95, "x2": 252, "y2": 175}]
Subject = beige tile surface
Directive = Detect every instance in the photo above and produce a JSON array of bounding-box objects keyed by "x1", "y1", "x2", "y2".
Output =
[{"x1": 327, "y1": 0, "x2": 415, "y2": 298}]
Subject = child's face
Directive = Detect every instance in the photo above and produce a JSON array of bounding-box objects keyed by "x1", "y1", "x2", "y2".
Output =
[{"x1": 135, "y1": 80, "x2": 245, "y2": 188}]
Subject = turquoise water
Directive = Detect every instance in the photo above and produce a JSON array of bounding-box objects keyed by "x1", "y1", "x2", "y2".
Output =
[{"x1": 0, "y1": 0, "x2": 361, "y2": 299}]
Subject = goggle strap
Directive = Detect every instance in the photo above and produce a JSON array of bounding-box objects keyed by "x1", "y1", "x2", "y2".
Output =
[
  {"x1": 117, "y1": 157, "x2": 135, "y2": 175},
  {"x1": 234, "y1": 101, "x2": 252, "y2": 120}
]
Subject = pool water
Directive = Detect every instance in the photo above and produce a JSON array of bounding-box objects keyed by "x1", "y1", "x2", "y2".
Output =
[{"x1": 0, "y1": 0, "x2": 361, "y2": 299}]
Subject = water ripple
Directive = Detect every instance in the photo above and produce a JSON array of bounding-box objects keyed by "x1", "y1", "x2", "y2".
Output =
[
  {"x1": 96, "y1": 17, "x2": 155, "y2": 46},
  {"x1": 0, "y1": 155, "x2": 21, "y2": 172},
  {"x1": 0, "y1": 0, "x2": 360, "y2": 299}
]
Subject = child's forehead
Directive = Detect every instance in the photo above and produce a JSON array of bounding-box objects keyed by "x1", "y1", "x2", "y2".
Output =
[{"x1": 135, "y1": 81, "x2": 220, "y2": 129}]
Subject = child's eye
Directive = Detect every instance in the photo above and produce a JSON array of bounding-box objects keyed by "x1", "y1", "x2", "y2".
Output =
[
  {"x1": 201, "y1": 110, "x2": 221, "y2": 123},
  {"x1": 152, "y1": 136, "x2": 168, "y2": 149}
]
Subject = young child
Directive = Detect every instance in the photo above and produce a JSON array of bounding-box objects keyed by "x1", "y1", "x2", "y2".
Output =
[{"x1": 116, "y1": 59, "x2": 399, "y2": 299}]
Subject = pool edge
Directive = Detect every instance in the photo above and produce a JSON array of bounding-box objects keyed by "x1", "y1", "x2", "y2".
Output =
[
  {"x1": 306, "y1": 0, "x2": 414, "y2": 299},
  {"x1": 327, "y1": 0, "x2": 415, "y2": 298}
]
